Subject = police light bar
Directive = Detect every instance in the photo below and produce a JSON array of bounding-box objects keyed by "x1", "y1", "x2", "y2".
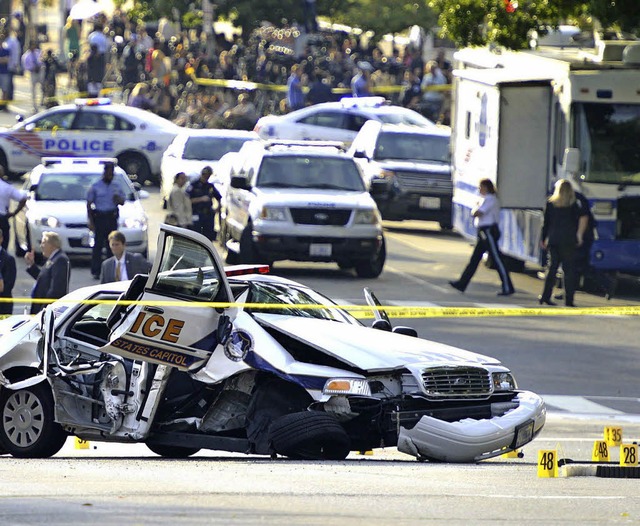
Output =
[
  {"x1": 41, "y1": 157, "x2": 118, "y2": 167},
  {"x1": 224, "y1": 264, "x2": 270, "y2": 277},
  {"x1": 340, "y1": 96, "x2": 387, "y2": 108},
  {"x1": 75, "y1": 97, "x2": 112, "y2": 106}
]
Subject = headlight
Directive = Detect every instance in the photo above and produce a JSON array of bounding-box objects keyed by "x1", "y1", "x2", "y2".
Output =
[
  {"x1": 260, "y1": 206, "x2": 287, "y2": 221},
  {"x1": 353, "y1": 209, "x2": 381, "y2": 225},
  {"x1": 120, "y1": 217, "x2": 147, "y2": 230},
  {"x1": 323, "y1": 378, "x2": 371, "y2": 396},
  {"x1": 374, "y1": 169, "x2": 396, "y2": 180},
  {"x1": 34, "y1": 216, "x2": 61, "y2": 228},
  {"x1": 492, "y1": 372, "x2": 518, "y2": 391}
]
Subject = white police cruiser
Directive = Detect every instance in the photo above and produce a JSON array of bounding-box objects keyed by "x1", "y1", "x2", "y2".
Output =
[
  {"x1": 0, "y1": 98, "x2": 181, "y2": 184},
  {"x1": 254, "y1": 97, "x2": 435, "y2": 145},
  {"x1": 13, "y1": 157, "x2": 149, "y2": 259}
]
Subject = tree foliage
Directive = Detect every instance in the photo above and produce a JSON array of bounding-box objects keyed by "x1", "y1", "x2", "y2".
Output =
[{"x1": 428, "y1": 0, "x2": 640, "y2": 50}]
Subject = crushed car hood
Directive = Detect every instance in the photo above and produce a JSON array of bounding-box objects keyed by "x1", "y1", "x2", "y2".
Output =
[{"x1": 254, "y1": 314, "x2": 498, "y2": 372}]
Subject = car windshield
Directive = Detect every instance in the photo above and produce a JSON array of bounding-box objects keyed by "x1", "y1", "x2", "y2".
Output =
[
  {"x1": 183, "y1": 137, "x2": 253, "y2": 161},
  {"x1": 34, "y1": 172, "x2": 135, "y2": 201},
  {"x1": 374, "y1": 132, "x2": 450, "y2": 163},
  {"x1": 376, "y1": 109, "x2": 433, "y2": 127},
  {"x1": 246, "y1": 281, "x2": 361, "y2": 324},
  {"x1": 256, "y1": 156, "x2": 366, "y2": 191}
]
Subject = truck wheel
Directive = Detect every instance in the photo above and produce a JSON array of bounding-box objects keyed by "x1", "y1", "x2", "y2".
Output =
[
  {"x1": 355, "y1": 239, "x2": 386, "y2": 278},
  {"x1": 239, "y1": 225, "x2": 258, "y2": 264},
  {"x1": 118, "y1": 153, "x2": 151, "y2": 186},
  {"x1": 146, "y1": 443, "x2": 200, "y2": 458},
  {"x1": 268, "y1": 411, "x2": 351, "y2": 460},
  {"x1": 0, "y1": 383, "x2": 67, "y2": 458}
]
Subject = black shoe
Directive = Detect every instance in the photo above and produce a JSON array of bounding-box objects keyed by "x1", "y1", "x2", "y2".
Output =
[
  {"x1": 565, "y1": 302, "x2": 576, "y2": 307},
  {"x1": 538, "y1": 296, "x2": 556, "y2": 306},
  {"x1": 448, "y1": 281, "x2": 465, "y2": 293},
  {"x1": 553, "y1": 292, "x2": 564, "y2": 300},
  {"x1": 497, "y1": 290, "x2": 514, "y2": 296}
]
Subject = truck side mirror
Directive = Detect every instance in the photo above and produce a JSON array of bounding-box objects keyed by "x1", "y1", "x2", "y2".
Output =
[
  {"x1": 230, "y1": 175, "x2": 251, "y2": 190},
  {"x1": 353, "y1": 150, "x2": 368, "y2": 159},
  {"x1": 563, "y1": 148, "x2": 580, "y2": 174}
]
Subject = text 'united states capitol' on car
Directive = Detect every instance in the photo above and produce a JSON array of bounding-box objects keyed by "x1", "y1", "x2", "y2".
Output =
[
  {"x1": 254, "y1": 96, "x2": 435, "y2": 145},
  {"x1": 349, "y1": 120, "x2": 454, "y2": 230},
  {"x1": 0, "y1": 98, "x2": 180, "y2": 185},
  {"x1": 0, "y1": 225, "x2": 545, "y2": 461},
  {"x1": 13, "y1": 157, "x2": 148, "y2": 259},
  {"x1": 221, "y1": 140, "x2": 386, "y2": 278},
  {"x1": 160, "y1": 128, "x2": 260, "y2": 202}
]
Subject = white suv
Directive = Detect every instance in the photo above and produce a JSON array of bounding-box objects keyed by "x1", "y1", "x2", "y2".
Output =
[{"x1": 221, "y1": 141, "x2": 386, "y2": 277}]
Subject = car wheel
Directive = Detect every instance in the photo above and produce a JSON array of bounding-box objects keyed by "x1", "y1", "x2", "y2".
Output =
[
  {"x1": 146, "y1": 443, "x2": 201, "y2": 458},
  {"x1": 118, "y1": 153, "x2": 151, "y2": 186},
  {"x1": 337, "y1": 260, "x2": 354, "y2": 270},
  {"x1": 239, "y1": 225, "x2": 258, "y2": 264},
  {"x1": 0, "y1": 383, "x2": 67, "y2": 458},
  {"x1": 354, "y1": 238, "x2": 386, "y2": 278},
  {"x1": 439, "y1": 222, "x2": 453, "y2": 231},
  {"x1": 269, "y1": 411, "x2": 351, "y2": 461}
]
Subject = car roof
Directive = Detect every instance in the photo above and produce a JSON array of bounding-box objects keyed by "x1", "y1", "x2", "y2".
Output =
[
  {"x1": 29, "y1": 157, "x2": 129, "y2": 183},
  {"x1": 175, "y1": 129, "x2": 260, "y2": 139},
  {"x1": 257, "y1": 140, "x2": 351, "y2": 158}
]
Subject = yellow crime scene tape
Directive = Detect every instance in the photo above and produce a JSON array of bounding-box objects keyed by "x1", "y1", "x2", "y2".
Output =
[{"x1": 1, "y1": 296, "x2": 639, "y2": 320}]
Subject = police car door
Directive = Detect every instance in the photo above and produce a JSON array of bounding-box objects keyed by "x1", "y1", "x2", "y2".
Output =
[
  {"x1": 100, "y1": 225, "x2": 236, "y2": 372},
  {"x1": 8, "y1": 110, "x2": 77, "y2": 173}
]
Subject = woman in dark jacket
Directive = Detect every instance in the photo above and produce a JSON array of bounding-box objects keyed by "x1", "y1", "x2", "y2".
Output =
[{"x1": 539, "y1": 179, "x2": 589, "y2": 307}]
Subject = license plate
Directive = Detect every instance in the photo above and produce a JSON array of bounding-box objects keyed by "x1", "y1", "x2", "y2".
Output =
[
  {"x1": 419, "y1": 196, "x2": 441, "y2": 209},
  {"x1": 512, "y1": 420, "x2": 535, "y2": 449},
  {"x1": 309, "y1": 243, "x2": 332, "y2": 256}
]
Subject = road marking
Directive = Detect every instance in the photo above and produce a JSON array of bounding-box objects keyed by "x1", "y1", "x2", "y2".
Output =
[{"x1": 543, "y1": 395, "x2": 623, "y2": 414}]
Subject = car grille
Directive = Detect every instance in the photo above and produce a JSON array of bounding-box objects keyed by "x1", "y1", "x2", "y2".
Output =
[
  {"x1": 395, "y1": 171, "x2": 452, "y2": 194},
  {"x1": 65, "y1": 222, "x2": 88, "y2": 229},
  {"x1": 290, "y1": 208, "x2": 352, "y2": 226},
  {"x1": 421, "y1": 366, "x2": 492, "y2": 399}
]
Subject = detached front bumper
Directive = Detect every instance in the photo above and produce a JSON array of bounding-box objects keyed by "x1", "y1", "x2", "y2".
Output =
[{"x1": 397, "y1": 391, "x2": 546, "y2": 462}]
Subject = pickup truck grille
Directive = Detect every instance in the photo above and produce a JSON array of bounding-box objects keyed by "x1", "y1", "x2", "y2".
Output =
[
  {"x1": 395, "y1": 171, "x2": 452, "y2": 194},
  {"x1": 290, "y1": 208, "x2": 352, "y2": 226},
  {"x1": 421, "y1": 366, "x2": 492, "y2": 399}
]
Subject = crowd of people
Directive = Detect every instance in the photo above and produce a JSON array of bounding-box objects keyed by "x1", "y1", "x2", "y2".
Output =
[{"x1": 1, "y1": 9, "x2": 454, "y2": 127}]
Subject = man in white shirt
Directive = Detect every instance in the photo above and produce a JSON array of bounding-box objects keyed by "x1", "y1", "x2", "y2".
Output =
[
  {"x1": 100, "y1": 230, "x2": 150, "y2": 283},
  {"x1": 0, "y1": 165, "x2": 27, "y2": 250}
]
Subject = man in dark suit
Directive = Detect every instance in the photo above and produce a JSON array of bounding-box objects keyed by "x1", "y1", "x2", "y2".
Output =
[
  {"x1": 25, "y1": 231, "x2": 70, "y2": 315},
  {"x1": 100, "y1": 230, "x2": 151, "y2": 284},
  {"x1": 0, "y1": 230, "x2": 16, "y2": 315}
]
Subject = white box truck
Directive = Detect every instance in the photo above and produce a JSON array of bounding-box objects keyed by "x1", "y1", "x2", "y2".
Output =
[{"x1": 451, "y1": 40, "x2": 640, "y2": 275}]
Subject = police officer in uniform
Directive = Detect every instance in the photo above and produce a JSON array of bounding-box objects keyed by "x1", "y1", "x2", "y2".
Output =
[
  {"x1": 87, "y1": 162, "x2": 125, "y2": 278},
  {"x1": 0, "y1": 166, "x2": 27, "y2": 250},
  {"x1": 187, "y1": 166, "x2": 221, "y2": 242}
]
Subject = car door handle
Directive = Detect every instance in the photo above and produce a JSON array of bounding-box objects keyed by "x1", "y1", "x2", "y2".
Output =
[{"x1": 144, "y1": 306, "x2": 164, "y2": 314}]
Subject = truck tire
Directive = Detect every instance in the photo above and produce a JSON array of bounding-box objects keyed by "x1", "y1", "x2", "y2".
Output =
[
  {"x1": 239, "y1": 225, "x2": 258, "y2": 264},
  {"x1": 355, "y1": 239, "x2": 386, "y2": 278},
  {"x1": 146, "y1": 443, "x2": 201, "y2": 458},
  {"x1": 269, "y1": 411, "x2": 351, "y2": 460},
  {"x1": 0, "y1": 383, "x2": 67, "y2": 458}
]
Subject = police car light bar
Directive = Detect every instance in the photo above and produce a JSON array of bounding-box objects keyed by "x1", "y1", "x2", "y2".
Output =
[
  {"x1": 339, "y1": 96, "x2": 387, "y2": 108},
  {"x1": 224, "y1": 264, "x2": 270, "y2": 277},
  {"x1": 74, "y1": 97, "x2": 112, "y2": 106},
  {"x1": 42, "y1": 157, "x2": 118, "y2": 167}
]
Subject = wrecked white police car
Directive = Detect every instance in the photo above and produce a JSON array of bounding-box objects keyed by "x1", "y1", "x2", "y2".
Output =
[{"x1": 0, "y1": 226, "x2": 545, "y2": 461}]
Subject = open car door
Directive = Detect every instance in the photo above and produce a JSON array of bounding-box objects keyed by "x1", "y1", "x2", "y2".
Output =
[{"x1": 99, "y1": 225, "x2": 236, "y2": 372}]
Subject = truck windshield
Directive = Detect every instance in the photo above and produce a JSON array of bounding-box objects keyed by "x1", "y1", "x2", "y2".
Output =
[{"x1": 574, "y1": 102, "x2": 640, "y2": 185}]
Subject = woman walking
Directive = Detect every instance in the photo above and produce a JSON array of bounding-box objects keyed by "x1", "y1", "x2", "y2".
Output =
[
  {"x1": 449, "y1": 178, "x2": 514, "y2": 296},
  {"x1": 539, "y1": 179, "x2": 589, "y2": 307}
]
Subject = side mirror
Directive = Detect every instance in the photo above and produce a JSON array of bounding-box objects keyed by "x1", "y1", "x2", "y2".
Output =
[
  {"x1": 15, "y1": 114, "x2": 24, "y2": 123},
  {"x1": 372, "y1": 319, "x2": 392, "y2": 332},
  {"x1": 369, "y1": 179, "x2": 388, "y2": 196},
  {"x1": 353, "y1": 150, "x2": 368, "y2": 159},
  {"x1": 563, "y1": 148, "x2": 581, "y2": 174},
  {"x1": 230, "y1": 175, "x2": 250, "y2": 190},
  {"x1": 392, "y1": 326, "x2": 418, "y2": 338}
]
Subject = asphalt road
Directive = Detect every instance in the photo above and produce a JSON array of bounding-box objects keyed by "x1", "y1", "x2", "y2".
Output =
[{"x1": 1, "y1": 106, "x2": 640, "y2": 524}]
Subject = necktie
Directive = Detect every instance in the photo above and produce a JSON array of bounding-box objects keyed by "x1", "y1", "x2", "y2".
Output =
[{"x1": 115, "y1": 260, "x2": 121, "y2": 281}]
